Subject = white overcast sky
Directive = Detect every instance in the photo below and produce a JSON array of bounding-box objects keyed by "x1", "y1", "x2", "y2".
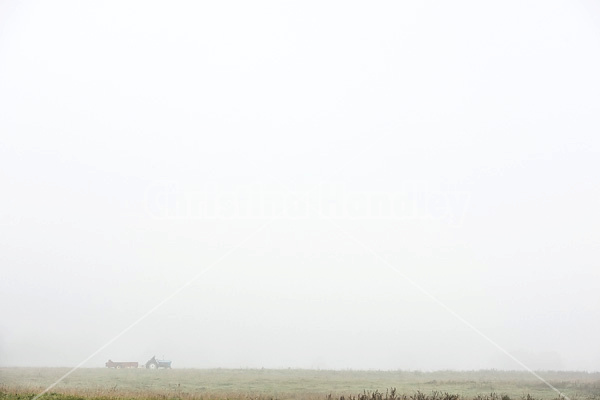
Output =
[{"x1": 0, "y1": 1, "x2": 599, "y2": 370}]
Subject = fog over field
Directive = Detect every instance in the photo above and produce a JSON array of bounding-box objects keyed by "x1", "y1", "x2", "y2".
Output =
[{"x1": 0, "y1": 1, "x2": 599, "y2": 372}]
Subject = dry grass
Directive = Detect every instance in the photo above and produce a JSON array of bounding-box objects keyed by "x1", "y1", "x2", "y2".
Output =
[{"x1": 1, "y1": 369, "x2": 598, "y2": 400}]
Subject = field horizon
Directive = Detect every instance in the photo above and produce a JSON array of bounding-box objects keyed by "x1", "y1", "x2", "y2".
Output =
[
  {"x1": 2, "y1": 368, "x2": 599, "y2": 400},
  {"x1": 2, "y1": 367, "x2": 600, "y2": 373}
]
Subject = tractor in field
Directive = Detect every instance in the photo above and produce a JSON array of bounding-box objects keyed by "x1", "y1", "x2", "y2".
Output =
[
  {"x1": 145, "y1": 356, "x2": 172, "y2": 369},
  {"x1": 105, "y1": 360, "x2": 139, "y2": 369}
]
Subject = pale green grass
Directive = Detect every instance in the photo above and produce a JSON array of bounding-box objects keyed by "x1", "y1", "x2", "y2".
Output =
[{"x1": 1, "y1": 368, "x2": 599, "y2": 400}]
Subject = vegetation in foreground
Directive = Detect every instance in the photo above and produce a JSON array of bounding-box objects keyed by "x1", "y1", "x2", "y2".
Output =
[
  {"x1": 1, "y1": 369, "x2": 599, "y2": 400},
  {"x1": 0, "y1": 389, "x2": 593, "y2": 400}
]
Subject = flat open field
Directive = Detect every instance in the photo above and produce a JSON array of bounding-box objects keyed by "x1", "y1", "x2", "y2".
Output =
[{"x1": 1, "y1": 369, "x2": 599, "y2": 400}]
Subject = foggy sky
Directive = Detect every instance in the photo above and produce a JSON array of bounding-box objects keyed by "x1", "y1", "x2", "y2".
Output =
[{"x1": 1, "y1": 1, "x2": 599, "y2": 371}]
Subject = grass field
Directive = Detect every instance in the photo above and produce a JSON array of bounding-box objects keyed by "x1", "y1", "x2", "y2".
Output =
[{"x1": 1, "y1": 369, "x2": 599, "y2": 400}]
